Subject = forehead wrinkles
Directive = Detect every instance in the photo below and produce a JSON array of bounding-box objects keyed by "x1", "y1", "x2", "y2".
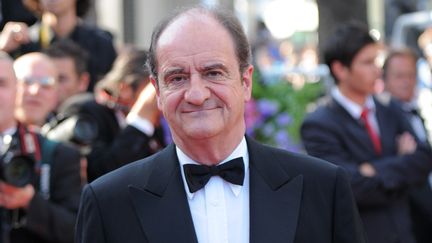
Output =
[
  {"x1": 158, "y1": 51, "x2": 229, "y2": 74},
  {"x1": 156, "y1": 12, "x2": 237, "y2": 71}
]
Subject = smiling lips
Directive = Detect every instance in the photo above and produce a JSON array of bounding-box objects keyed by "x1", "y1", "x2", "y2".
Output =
[{"x1": 183, "y1": 107, "x2": 219, "y2": 113}]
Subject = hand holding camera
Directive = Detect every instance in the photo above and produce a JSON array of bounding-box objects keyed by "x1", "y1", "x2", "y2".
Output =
[
  {"x1": 0, "y1": 182, "x2": 34, "y2": 209},
  {"x1": 0, "y1": 126, "x2": 39, "y2": 209}
]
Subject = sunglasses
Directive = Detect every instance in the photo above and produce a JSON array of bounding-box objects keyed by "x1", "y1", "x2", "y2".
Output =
[{"x1": 21, "y1": 76, "x2": 57, "y2": 87}]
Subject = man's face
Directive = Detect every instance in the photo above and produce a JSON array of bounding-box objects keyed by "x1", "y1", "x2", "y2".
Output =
[
  {"x1": 384, "y1": 55, "x2": 417, "y2": 102},
  {"x1": 40, "y1": 0, "x2": 76, "y2": 16},
  {"x1": 153, "y1": 13, "x2": 253, "y2": 145},
  {"x1": 339, "y1": 43, "x2": 382, "y2": 98},
  {"x1": 0, "y1": 59, "x2": 17, "y2": 132},
  {"x1": 52, "y1": 57, "x2": 85, "y2": 105},
  {"x1": 15, "y1": 56, "x2": 59, "y2": 126}
]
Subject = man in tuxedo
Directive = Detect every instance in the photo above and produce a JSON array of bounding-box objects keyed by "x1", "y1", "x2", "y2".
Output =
[
  {"x1": 301, "y1": 22, "x2": 432, "y2": 243},
  {"x1": 382, "y1": 47, "x2": 432, "y2": 243},
  {"x1": 0, "y1": 51, "x2": 82, "y2": 243},
  {"x1": 76, "y1": 7, "x2": 366, "y2": 243}
]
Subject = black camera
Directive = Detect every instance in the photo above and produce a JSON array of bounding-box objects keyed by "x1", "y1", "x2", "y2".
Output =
[{"x1": 0, "y1": 134, "x2": 35, "y2": 187}]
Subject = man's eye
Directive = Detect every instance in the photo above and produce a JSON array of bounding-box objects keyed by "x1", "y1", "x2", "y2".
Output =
[
  {"x1": 166, "y1": 75, "x2": 187, "y2": 84},
  {"x1": 205, "y1": 71, "x2": 224, "y2": 80}
]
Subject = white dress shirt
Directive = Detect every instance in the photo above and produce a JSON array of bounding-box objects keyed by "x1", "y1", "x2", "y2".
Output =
[
  {"x1": 0, "y1": 126, "x2": 16, "y2": 155},
  {"x1": 400, "y1": 101, "x2": 428, "y2": 143},
  {"x1": 177, "y1": 137, "x2": 250, "y2": 243},
  {"x1": 126, "y1": 113, "x2": 155, "y2": 136},
  {"x1": 332, "y1": 87, "x2": 380, "y2": 134}
]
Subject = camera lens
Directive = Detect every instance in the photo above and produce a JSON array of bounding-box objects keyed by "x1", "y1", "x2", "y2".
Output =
[{"x1": 3, "y1": 155, "x2": 34, "y2": 187}]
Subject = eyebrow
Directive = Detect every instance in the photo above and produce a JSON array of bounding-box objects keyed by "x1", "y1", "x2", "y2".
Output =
[
  {"x1": 200, "y1": 63, "x2": 229, "y2": 73},
  {"x1": 161, "y1": 67, "x2": 186, "y2": 78}
]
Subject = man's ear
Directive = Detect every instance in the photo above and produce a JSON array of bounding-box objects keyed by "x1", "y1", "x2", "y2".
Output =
[
  {"x1": 242, "y1": 64, "x2": 254, "y2": 102},
  {"x1": 331, "y1": 61, "x2": 348, "y2": 83},
  {"x1": 78, "y1": 72, "x2": 90, "y2": 92},
  {"x1": 150, "y1": 76, "x2": 161, "y2": 109}
]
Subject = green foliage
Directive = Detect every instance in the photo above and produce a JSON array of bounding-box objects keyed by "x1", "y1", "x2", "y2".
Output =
[{"x1": 248, "y1": 70, "x2": 324, "y2": 151}]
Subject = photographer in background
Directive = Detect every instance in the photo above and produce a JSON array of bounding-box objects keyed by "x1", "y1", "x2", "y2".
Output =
[
  {"x1": 44, "y1": 39, "x2": 90, "y2": 108},
  {"x1": 0, "y1": 51, "x2": 81, "y2": 243},
  {"x1": 44, "y1": 47, "x2": 164, "y2": 182}
]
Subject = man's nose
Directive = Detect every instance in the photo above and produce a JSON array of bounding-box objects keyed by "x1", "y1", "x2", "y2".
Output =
[
  {"x1": 27, "y1": 83, "x2": 41, "y2": 95},
  {"x1": 184, "y1": 74, "x2": 210, "y2": 105}
]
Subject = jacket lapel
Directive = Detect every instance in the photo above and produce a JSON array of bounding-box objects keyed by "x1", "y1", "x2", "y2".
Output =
[
  {"x1": 128, "y1": 144, "x2": 198, "y2": 243},
  {"x1": 247, "y1": 138, "x2": 303, "y2": 243},
  {"x1": 329, "y1": 97, "x2": 380, "y2": 155}
]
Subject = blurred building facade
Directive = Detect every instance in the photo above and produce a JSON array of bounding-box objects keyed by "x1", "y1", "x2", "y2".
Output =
[{"x1": 94, "y1": 0, "x2": 235, "y2": 49}]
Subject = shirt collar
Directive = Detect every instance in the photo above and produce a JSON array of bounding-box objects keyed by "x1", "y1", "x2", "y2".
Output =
[
  {"x1": 331, "y1": 87, "x2": 376, "y2": 119},
  {"x1": 177, "y1": 136, "x2": 249, "y2": 199}
]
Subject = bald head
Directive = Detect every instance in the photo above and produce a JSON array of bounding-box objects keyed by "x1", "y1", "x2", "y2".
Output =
[
  {"x1": 14, "y1": 52, "x2": 58, "y2": 81},
  {"x1": 14, "y1": 52, "x2": 59, "y2": 127},
  {"x1": 147, "y1": 6, "x2": 251, "y2": 82}
]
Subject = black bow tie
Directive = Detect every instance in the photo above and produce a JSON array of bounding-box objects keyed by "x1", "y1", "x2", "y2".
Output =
[{"x1": 183, "y1": 157, "x2": 245, "y2": 193}]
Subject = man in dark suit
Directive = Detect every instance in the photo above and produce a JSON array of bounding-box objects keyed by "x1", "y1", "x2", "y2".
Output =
[
  {"x1": 382, "y1": 47, "x2": 432, "y2": 243},
  {"x1": 301, "y1": 22, "x2": 432, "y2": 243},
  {"x1": 0, "y1": 52, "x2": 82, "y2": 243},
  {"x1": 76, "y1": 7, "x2": 366, "y2": 243}
]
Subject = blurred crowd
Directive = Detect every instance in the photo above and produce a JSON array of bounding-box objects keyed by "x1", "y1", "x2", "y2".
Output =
[
  {"x1": 0, "y1": 1, "x2": 165, "y2": 242},
  {"x1": 0, "y1": 0, "x2": 432, "y2": 243},
  {"x1": 253, "y1": 11, "x2": 432, "y2": 243}
]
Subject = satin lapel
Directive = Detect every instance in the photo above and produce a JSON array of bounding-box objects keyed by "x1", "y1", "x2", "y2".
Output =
[
  {"x1": 247, "y1": 138, "x2": 303, "y2": 243},
  {"x1": 128, "y1": 144, "x2": 198, "y2": 243}
]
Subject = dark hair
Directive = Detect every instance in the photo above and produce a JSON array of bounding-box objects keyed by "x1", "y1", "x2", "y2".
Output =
[
  {"x1": 382, "y1": 47, "x2": 418, "y2": 80},
  {"x1": 23, "y1": 0, "x2": 91, "y2": 17},
  {"x1": 44, "y1": 39, "x2": 89, "y2": 75},
  {"x1": 96, "y1": 47, "x2": 150, "y2": 97},
  {"x1": 147, "y1": 6, "x2": 251, "y2": 84},
  {"x1": 323, "y1": 21, "x2": 376, "y2": 84}
]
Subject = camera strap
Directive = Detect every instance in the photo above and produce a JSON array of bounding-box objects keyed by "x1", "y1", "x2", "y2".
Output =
[
  {"x1": 18, "y1": 125, "x2": 41, "y2": 162},
  {"x1": 17, "y1": 124, "x2": 57, "y2": 199}
]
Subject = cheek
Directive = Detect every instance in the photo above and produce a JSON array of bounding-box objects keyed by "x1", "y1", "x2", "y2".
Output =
[
  {"x1": 159, "y1": 91, "x2": 181, "y2": 113},
  {"x1": 44, "y1": 90, "x2": 58, "y2": 106}
]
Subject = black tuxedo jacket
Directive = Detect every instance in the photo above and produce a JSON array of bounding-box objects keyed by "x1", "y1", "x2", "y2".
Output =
[
  {"x1": 301, "y1": 96, "x2": 432, "y2": 243},
  {"x1": 76, "y1": 137, "x2": 366, "y2": 243}
]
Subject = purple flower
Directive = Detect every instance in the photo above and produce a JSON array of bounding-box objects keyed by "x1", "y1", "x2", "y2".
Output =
[
  {"x1": 275, "y1": 112, "x2": 292, "y2": 126},
  {"x1": 274, "y1": 130, "x2": 300, "y2": 152},
  {"x1": 257, "y1": 99, "x2": 279, "y2": 119},
  {"x1": 245, "y1": 99, "x2": 262, "y2": 130},
  {"x1": 262, "y1": 123, "x2": 275, "y2": 137},
  {"x1": 275, "y1": 130, "x2": 290, "y2": 146}
]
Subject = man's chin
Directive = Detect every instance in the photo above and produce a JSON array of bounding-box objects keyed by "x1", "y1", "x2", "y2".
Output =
[{"x1": 183, "y1": 126, "x2": 220, "y2": 140}]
